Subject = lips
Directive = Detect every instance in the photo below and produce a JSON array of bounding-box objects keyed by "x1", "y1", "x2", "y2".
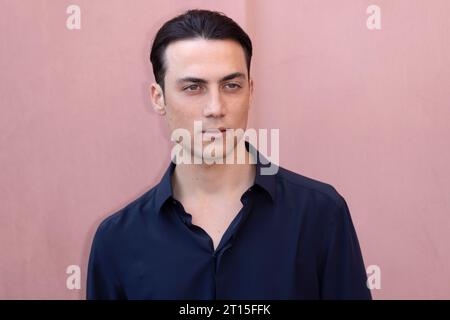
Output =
[{"x1": 202, "y1": 127, "x2": 227, "y2": 133}]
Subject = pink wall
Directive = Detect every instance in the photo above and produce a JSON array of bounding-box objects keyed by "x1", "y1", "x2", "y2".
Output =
[{"x1": 1, "y1": 0, "x2": 449, "y2": 299}]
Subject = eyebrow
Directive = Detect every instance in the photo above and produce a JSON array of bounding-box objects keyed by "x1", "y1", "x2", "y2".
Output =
[{"x1": 176, "y1": 72, "x2": 246, "y2": 85}]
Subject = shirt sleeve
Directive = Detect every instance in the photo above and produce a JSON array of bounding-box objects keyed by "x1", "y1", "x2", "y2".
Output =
[
  {"x1": 86, "y1": 223, "x2": 124, "y2": 300},
  {"x1": 320, "y1": 198, "x2": 372, "y2": 299}
]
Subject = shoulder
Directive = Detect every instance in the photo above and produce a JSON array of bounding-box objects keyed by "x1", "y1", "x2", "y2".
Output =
[
  {"x1": 276, "y1": 165, "x2": 346, "y2": 210},
  {"x1": 93, "y1": 185, "x2": 158, "y2": 243},
  {"x1": 274, "y1": 166, "x2": 356, "y2": 236}
]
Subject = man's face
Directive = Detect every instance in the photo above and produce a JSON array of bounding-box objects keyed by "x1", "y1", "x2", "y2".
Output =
[{"x1": 150, "y1": 38, "x2": 253, "y2": 161}]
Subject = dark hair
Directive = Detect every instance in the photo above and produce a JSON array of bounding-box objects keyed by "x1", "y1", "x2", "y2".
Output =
[{"x1": 150, "y1": 9, "x2": 253, "y2": 93}]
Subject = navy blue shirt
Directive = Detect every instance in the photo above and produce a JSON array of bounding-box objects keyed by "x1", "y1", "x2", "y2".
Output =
[{"x1": 87, "y1": 142, "x2": 371, "y2": 300}]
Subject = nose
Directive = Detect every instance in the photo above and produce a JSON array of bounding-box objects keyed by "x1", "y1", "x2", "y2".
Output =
[{"x1": 203, "y1": 87, "x2": 225, "y2": 118}]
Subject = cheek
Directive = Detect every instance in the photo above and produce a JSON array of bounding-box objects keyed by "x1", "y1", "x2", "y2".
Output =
[
  {"x1": 165, "y1": 102, "x2": 200, "y2": 131},
  {"x1": 231, "y1": 96, "x2": 250, "y2": 116}
]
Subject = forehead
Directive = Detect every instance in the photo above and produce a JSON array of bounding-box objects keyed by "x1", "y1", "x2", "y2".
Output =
[{"x1": 164, "y1": 38, "x2": 247, "y2": 79}]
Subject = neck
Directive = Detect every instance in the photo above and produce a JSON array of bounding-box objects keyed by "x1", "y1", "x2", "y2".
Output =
[{"x1": 172, "y1": 148, "x2": 256, "y2": 202}]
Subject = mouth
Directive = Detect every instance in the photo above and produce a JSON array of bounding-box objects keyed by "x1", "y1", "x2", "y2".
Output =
[
  {"x1": 201, "y1": 127, "x2": 229, "y2": 140},
  {"x1": 202, "y1": 127, "x2": 227, "y2": 134}
]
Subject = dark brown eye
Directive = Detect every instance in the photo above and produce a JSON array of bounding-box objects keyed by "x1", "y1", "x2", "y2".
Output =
[
  {"x1": 184, "y1": 84, "x2": 201, "y2": 91},
  {"x1": 224, "y1": 83, "x2": 241, "y2": 90}
]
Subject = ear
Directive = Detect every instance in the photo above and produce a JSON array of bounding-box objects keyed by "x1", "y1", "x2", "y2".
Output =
[{"x1": 149, "y1": 83, "x2": 166, "y2": 115}]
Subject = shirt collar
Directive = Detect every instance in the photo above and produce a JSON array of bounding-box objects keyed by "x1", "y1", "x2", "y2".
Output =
[{"x1": 154, "y1": 140, "x2": 277, "y2": 214}]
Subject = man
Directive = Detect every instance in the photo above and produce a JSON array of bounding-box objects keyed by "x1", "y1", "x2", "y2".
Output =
[{"x1": 87, "y1": 9, "x2": 372, "y2": 300}]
